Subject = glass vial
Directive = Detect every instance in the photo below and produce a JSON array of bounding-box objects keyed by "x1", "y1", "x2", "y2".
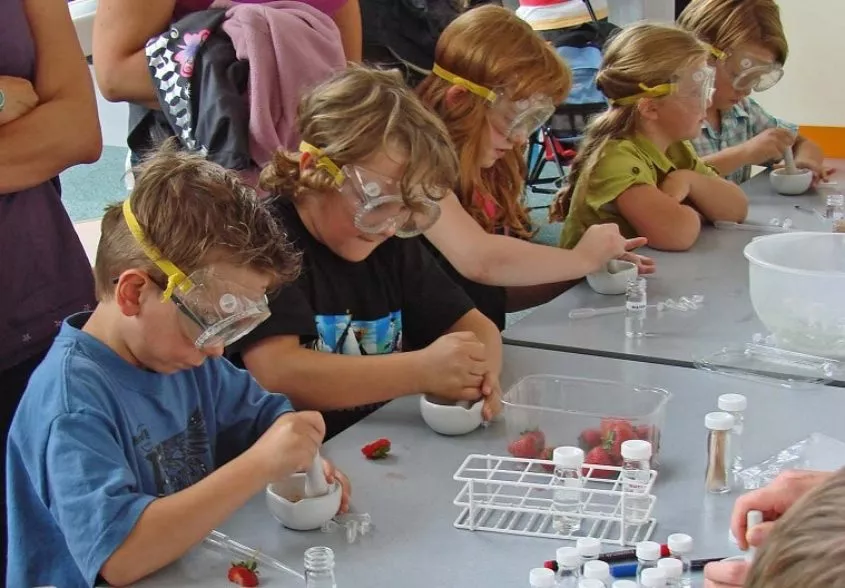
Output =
[
  {"x1": 579, "y1": 580, "x2": 606, "y2": 588},
  {"x1": 825, "y1": 194, "x2": 845, "y2": 232},
  {"x1": 556, "y1": 546, "x2": 582, "y2": 588},
  {"x1": 551, "y1": 447, "x2": 585, "y2": 535},
  {"x1": 576, "y1": 537, "x2": 601, "y2": 574},
  {"x1": 529, "y1": 567, "x2": 556, "y2": 588},
  {"x1": 636, "y1": 541, "x2": 661, "y2": 586},
  {"x1": 640, "y1": 568, "x2": 667, "y2": 588},
  {"x1": 657, "y1": 558, "x2": 683, "y2": 588},
  {"x1": 667, "y1": 533, "x2": 693, "y2": 588},
  {"x1": 621, "y1": 440, "x2": 652, "y2": 525},
  {"x1": 612, "y1": 582, "x2": 638, "y2": 588},
  {"x1": 304, "y1": 546, "x2": 337, "y2": 588},
  {"x1": 582, "y1": 560, "x2": 612, "y2": 587},
  {"x1": 625, "y1": 277, "x2": 647, "y2": 338},
  {"x1": 717, "y1": 394, "x2": 747, "y2": 474},
  {"x1": 705, "y1": 412, "x2": 734, "y2": 494}
]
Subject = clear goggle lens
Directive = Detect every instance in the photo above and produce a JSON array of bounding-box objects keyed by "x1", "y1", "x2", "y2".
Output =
[
  {"x1": 489, "y1": 94, "x2": 555, "y2": 142},
  {"x1": 341, "y1": 166, "x2": 441, "y2": 238},
  {"x1": 170, "y1": 269, "x2": 270, "y2": 349}
]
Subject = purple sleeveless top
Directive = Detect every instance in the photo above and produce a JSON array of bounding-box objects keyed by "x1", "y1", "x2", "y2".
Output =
[
  {"x1": 173, "y1": 0, "x2": 347, "y2": 19},
  {"x1": 0, "y1": 0, "x2": 96, "y2": 371}
]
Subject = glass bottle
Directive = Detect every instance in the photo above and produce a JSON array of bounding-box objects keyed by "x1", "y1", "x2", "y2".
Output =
[
  {"x1": 529, "y1": 567, "x2": 556, "y2": 588},
  {"x1": 551, "y1": 447, "x2": 585, "y2": 534},
  {"x1": 621, "y1": 440, "x2": 652, "y2": 525},
  {"x1": 556, "y1": 546, "x2": 582, "y2": 588},
  {"x1": 717, "y1": 394, "x2": 747, "y2": 474},
  {"x1": 640, "y1": 568, "x2": 667, "y2": 588},
  {"x1": 625, "y1": 277, "x2": 647, "y2": 338},
  {"x1": 576, "y1": 537, "x2": 601, "y2": 574},
  {"x1": 304, "y1": 546, "x2": 337, "y2": 588},
  {"x1": 667, "y1": 533, "x2": 693, "y2": 588},
  {"x1": 582, "y1": 560, "x2": 612, "y2": 587},
  {"x1": 656, "y1": 557, "x2": 683, "y2": 588},
  {"x1": 635, "y1": 541, "x2": 661, "y2": 586},
  {"x1": 704, "y1": 412, "x2": 735, "y2": 494}
]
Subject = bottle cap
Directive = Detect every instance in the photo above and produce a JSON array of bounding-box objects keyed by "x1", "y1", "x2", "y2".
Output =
[
  {"x1": 612, "y1": 582, "x2": 638, "y2": 588},
  {"x1": 667, "y1": 532, "x2": 693, "y2": 554},
  {"x1": 718, "y1": 393, "x2": 747, "y2": 413},
  {"x1": 556, "y1": 546, "x2": 581, "y2": 568},
  {"x1": 621, "y1": 439, "x2": 652, "y2": 461},
  {"x1": 705, "y1": 411, "x2": 735, "y2": 431},
  {"x1": 583, "y1": 560, "x2": 611, "y2": 580},
  {"x1": 578, "y1": 580, "x2": 606, "y2": 588},
  {"x1": 576, "y1": 537, "x2": 601, "y2": 558},
  {"x1": 553, "y1": 446, "x2": 585, "y2": 469},
  {"x1": 640, "y1": 568, "x2": 667, "y2": 587},
  {"x1": 636, "y1": 540, "x2": 662, "y2": 561},
  {"x1": 529, "y1": 568, "x2": 556, "y2": 588},
  {"x1": 657, "y1": 557, "x2": 683, "y2": 579}
]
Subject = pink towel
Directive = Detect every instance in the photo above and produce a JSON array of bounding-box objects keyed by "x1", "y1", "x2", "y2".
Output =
[{"x1": 220, "y1": 1, "x2": 346, "y2": 166}]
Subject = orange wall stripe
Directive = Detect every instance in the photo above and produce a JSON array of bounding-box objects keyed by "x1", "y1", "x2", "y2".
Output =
[{"x1": 798, "y1": 126, "x2": 845, "y2": 158}]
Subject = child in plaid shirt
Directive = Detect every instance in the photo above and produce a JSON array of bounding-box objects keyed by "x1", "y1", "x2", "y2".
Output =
[{"x1": 678, "y1": 0, "x2": 830, "y2": 185}]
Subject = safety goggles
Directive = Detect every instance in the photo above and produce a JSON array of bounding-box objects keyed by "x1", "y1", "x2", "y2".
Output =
[
  {"x1": 432, "y1": 63, "x2": 555, "y2": 143},
  {"x1": 708, "y1": 45, "x2": 784, "y2": 92},
  {"x1": 610, "y1": 65, "x2": 716, "y2": 112},
  {"x1": 300, "y1": 142, "x2": 441, "y2": 238},
  {"x1": 122, "y1": 199, "x2": 270, "y2": 349}
]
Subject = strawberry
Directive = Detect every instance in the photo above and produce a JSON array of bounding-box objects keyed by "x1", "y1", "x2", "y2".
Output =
[
  {"x1": 636, "y1": 424, "x2": 653, "y2": 440},
  {"x1": 228, "y1": 560, "x2": 259, "y2": 587},
  {"x1": 539, "y1": 447, "x2": 556, "y2": 472},
  {"x1": 583, "y1": 446, "x2": 617, "y2": 479},
  {"x1": 578, "y1": 428, "x2": 603, "y2": 451},
  {"x1": 606, "y1": 423, "x2": 637, "y2": 462},
  {"x1": 507, "y1": 429, "x2": 545, "y2": 459},
  {"x1": 543, "y1": 559, "x2": 559, "y2": 572},
  {"x1": 361, "y1": 438, "x2": 391, "y2": 460}
]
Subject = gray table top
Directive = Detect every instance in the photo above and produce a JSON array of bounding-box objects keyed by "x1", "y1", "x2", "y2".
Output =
[
  {"x1": 503, "y1": 166, "x2": 845, "y2": 381},
  {"x1": 136, "y1": 347, "x2": 845, "y2": 587}
]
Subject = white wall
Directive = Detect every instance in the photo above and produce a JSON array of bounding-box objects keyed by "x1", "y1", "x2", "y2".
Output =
[{"x1": 753, "y1": 0, "x2": 845, "y2": 127}]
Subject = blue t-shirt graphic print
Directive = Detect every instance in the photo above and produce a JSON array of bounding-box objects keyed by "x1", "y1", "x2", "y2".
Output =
[{"x1": 314, "y1": 311, "x2": 403, "y2": 355}]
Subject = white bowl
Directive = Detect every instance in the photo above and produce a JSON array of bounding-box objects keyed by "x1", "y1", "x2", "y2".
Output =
[
  {"x1": 586, "y1": 260, "x2": 638, "y2": 295},
  {"x1": 770, "y1": 168, "x2": 813, "y2": 195},
  {"x1": 266, "y1": 474, "x2": 341, "y2": 531},
  {"x1": 744, "y1": 232, "x2": 845, "y2": 357},
  {"x1": 419, "y1": 395, "x2": 483, "y2": 435}
]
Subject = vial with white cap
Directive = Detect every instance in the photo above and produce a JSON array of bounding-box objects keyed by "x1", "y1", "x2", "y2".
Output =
[
  {"x1": 621, "y1": 440, "x2": 652, "y2": 525},
  {"x1": 636, "y1": 541, "x2": 661, "y2": 585},
  {"x1": 640, "y1": 568, "x2": 667, "y2": 588},
  {"x1": 556, "y1": 546, "x2": 582, "y2": 587},
  {"x1": 551, "y1": 447, "x2": 585, "y2": 534},
  {"x1": 577, "y1": 537, "x2": 601, "y2": 572},
  {"x1": 612, "y1": 582, "x2": 638, "y2": 588},
  {"x1": 656, "y1": 558, "x2": 683, "y2": 588},
  {"x1": 579, "y1": 580, "x2": 606, "y2": 588},
  {"x1": 667, "y1": 533, "x2": 693, "y2": 587},
  {"x1": 582, "y1": 560, "x2": 612, "y2": 587},
  {"x1": 705, "y1": 412, "x2": 735, "y2": 494},
  {"x1": 717, "y1": 394, "x2": 747, "y2": 474},
  {"x1": 529, "y1": 567, "x2": 556, "y2": 588}
]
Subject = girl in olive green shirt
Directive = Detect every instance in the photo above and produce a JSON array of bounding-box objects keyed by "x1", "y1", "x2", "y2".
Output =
[{"x1": 550, "y1": 23, "x2": 747, "y2": 252}]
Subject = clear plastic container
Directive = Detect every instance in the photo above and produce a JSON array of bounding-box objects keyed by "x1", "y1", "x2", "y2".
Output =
[
  {"x1": 743, "y1": 233, "x2": 845, "y2": 358},
  {"x1": 503, "y1": 375, "x2": 671, "y2": 466}
]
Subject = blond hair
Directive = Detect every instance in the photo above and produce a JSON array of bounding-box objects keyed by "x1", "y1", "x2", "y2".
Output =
[
  {"x1": 259, "y1": 65, "x2": 458, "y2": 209},
  {"x1": 95, "y1": 141, "x2": 300, "y2": 300},
  {"x1": 416, "y1": 4, "x2": 571, "y2": 239},
  {"x1": 678, "y1": 0, "x2": 788, "y2": 64},
  {"x1": 745, "y1": 468, "x2": 845, "y2": 588},
  {"x1": 549, "y1": 23, "x2": 707, "y2": 222}
]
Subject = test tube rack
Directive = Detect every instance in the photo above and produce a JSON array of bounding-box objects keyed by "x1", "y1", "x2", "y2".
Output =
[{"x1": 452, "y1": 454, "x2": 658, "y2": 545}]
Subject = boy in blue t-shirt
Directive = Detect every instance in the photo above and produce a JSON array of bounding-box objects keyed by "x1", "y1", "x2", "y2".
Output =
[{"x1": 6, "y1": 146, "x2": 350, "y2": 587}]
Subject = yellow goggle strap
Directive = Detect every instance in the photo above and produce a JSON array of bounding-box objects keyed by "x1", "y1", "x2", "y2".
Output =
[
  {"x1": 299, "y1": 141, "x2": 345, "y2": 186},
  {"x1": 706, "y1": 44, "x2": 728, "y2": 61},
  {"x1": 609, "y1": 82, "x2": 677, "y2": 106},
  {"x1": 431, "y1": 63, "x2": 498, "y2": 103},
  {"x1": 121, "y1": 198, "x2": 193, "y2": 301}
]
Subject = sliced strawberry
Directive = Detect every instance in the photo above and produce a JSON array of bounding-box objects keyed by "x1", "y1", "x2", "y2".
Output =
[{"x1": 228, "y1": 560, "x2": 259, "y2": 587}]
